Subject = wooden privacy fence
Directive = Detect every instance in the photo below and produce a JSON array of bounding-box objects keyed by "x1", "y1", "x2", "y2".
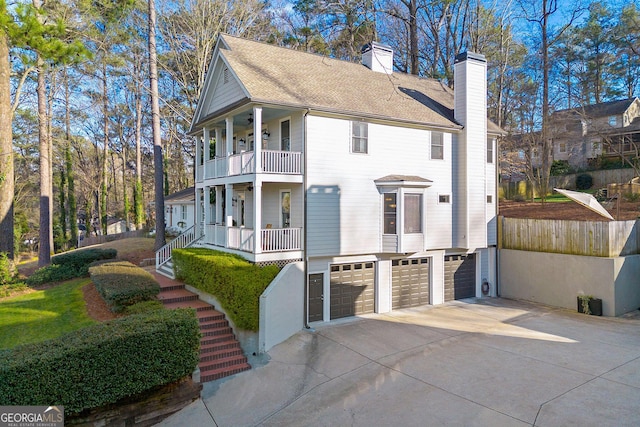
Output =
[
  {"x1": 79, "y1": 229, "x2": 147, "y2": 248},
  {"x1": 499, "y1": 216, "x2": 639, "y2": 257}
]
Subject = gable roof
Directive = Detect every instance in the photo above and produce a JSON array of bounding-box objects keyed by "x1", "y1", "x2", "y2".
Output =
[
  {"x1": 192, "y1": 35, "x2": 503, "y2": 135},
  {"x1": 552, "y1": 98, "x2": 638, "y2": 119},
  {"x1": 165, "y1": 187, "x2": 195, "y2": 204}
]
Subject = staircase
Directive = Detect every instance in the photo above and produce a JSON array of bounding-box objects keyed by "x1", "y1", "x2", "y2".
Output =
[
  {"x1": 156, "y1": 225, "x2": 200, "y2": 279},
  {"x1": 153, "y1": 272, "x2": 251, "y2": 383}
]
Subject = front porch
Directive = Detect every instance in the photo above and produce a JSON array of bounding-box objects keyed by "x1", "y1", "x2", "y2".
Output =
[{"x1": 196, "y1": 182, "x2": 304, "y2": 263}]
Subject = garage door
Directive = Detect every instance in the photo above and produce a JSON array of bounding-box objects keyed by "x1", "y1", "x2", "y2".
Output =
[
  {"x1": 330, "y1": 262, "x2": 375, "y2": 319},
  {"x1": 392, "y1": 258, "x2": 430, "y2": 309},
  {"x1": 444, "y1": 254, "x2": 476, "y2": 301}
]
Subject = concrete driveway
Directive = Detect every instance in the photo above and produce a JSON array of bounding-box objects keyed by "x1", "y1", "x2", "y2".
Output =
[{"x1": 157, "y1": 298, "x2": 640, "y2": 426}]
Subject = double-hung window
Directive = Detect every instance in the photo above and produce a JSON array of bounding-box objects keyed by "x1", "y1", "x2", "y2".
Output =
[
  {"x1": 351, "y1": 121, "x2": 368, "y2": 154},
  {"x1": 431, "y1": 131, "x2": 443, "y2": 160},
  {"x1": 383, "y1": 193, "x2": 396, "y2": 234},
  {"x1": 404, "y1": 194, "x2": 422, "y2": 233}
]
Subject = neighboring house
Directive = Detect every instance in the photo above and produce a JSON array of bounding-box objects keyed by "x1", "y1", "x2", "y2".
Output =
[
  {"x1": 187, "y1": 34, "x2": 502, "y2": 324},
  {"x1": 165, "y1": 187, "x2": 196, "y2": 233}
]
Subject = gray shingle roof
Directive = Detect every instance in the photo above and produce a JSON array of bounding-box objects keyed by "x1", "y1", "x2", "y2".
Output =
[
  {"x1": 208, "y1": 35, "x2": 502, "y2": 134},
  {"x1": 552, "y1": 98, "x2": 638, "y2": 119},
  {"x1": 165, "y1": 187, "x2": 195, "y2": 203}
]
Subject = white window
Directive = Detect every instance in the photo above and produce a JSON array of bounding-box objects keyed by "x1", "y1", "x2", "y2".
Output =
[
  {"x1": 181, "y1": 205, "x2": 187, "y2": 220},
  {"x1": 487, "y1": 137, "x2": 494, "y2": 163},
  {"x1": 559, "y1": 143, "x2": 567, "y2": 153},
  {"x1": 404, "y1": 194, "x2": 422, "y2": 233},
  {"x1": 383, "y1": 193, "x2": 397, "y2": 234},
  {"x1": 439, "y1": 194, "x2": 450, "y2": 203},
  {"x1": 351, "y1": 121, "x2": 368, "y2": 154},
  {"x1": 431, "y1": 131, "x2": 443, "y2": 160},
  {"x1": 281, "y1": 119, "x2": 290, "y2": 151}
]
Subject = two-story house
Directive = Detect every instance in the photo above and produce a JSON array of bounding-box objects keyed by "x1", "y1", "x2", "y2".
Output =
[
  {"x1": 184, "y1": 34, "x2": 501, "y2": 324},
  {"x1": 550, "y1": 98, "x2": 640, "y2": 169}
]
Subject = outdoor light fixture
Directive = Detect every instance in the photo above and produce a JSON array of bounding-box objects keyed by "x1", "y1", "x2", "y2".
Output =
[
  {"x1": 239, "y1": 138, "x2": 245, "y2": 145},
  {"x1": 262, "y1": 130, "x2": 270, "y2": 140}
]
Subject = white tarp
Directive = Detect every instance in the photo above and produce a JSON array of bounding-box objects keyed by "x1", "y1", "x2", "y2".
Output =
[{"x1": 553, "y1": 188, "x2": 614, "y2": 220}]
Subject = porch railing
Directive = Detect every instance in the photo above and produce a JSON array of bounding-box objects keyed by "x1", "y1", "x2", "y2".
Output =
[
  {"x1": 262, "y1": 227, "x2": 302, "y2": 252},
  {"x1": 262, "y1": 151, "x2": 302, "y2": 174},
  {"x1": 155, "y1": 225, "x2": 199, "y2": 268},
  {"x1": 228, "y1": 227, "x2": 255, "y2": 252},
  {"x1": 228, "y1": 152, "x2": 255, "y2": 176},
  {"x1": 204, "y1": 224, "x2": 226, "y2": 246}
]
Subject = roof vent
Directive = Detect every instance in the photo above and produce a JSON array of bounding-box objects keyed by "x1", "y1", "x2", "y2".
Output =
[{"x1": 362, "y1": 42, "x2": 393, "y2": 75}]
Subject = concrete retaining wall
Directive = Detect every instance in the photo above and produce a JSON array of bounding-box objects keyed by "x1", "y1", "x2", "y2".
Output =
[
  {"x1": 499, "y1": 249, "x2": 640, "y2": 316},
  {"x1": 259, "y1": 261, "x2": 304, "y2": 353}
]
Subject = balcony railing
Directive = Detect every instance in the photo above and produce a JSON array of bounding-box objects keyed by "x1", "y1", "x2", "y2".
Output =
[
  {"x1": 262, "y1": 150, "x2": 302, "y2": 174},
  {"x1": 199, "y1": 150, "x2": 302, "y2": 180}
]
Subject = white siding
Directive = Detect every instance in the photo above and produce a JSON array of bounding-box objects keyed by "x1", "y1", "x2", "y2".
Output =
[
  {"x1": 261, "y1": 184, "x2": 303, "y2": 229},
  {"x1": 306, "y1": 115, "x2": 455, "y2": 257},
  {"x1": 204, "y1": 61, "x2": 246, "y2": 117},
  {"x1": 454, "y1": 56, "x2": 488, "y2": 250}
]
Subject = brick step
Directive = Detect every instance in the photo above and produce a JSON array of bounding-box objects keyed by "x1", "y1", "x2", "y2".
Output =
[
  {"x1": 200, "y1": 340, "x2": 242, "y2": 354},
  {"x1": 200, "y1": 363, "x2": 252, "y2": 383},
  {"x1": 197, "y1": 310, "x2": 225, "y2": 322},
  {"x1": 201, "y1": 326, "x2": 233, "y2": 337},
  {"x1": 199, "y1": 355, "x2": 249, "y2": 373},
  {"x1": 158, "y1": 289, "x2": 199, "y2": 304},
  {"x1": 201, "y1": 333, "x2": 236, "y2": 347},
  {"x1": 163, "y1": 300, "x2": 216, "y2": 312},
  {"x1": 199, "y1": 318, "x2": 229, "y2": 329},
  {"x1": 199, "y1": 347, "x2": 244, "y2": 363},
  {"x1": 158, "y1": 282, "x2": 185, "y2": 292}
]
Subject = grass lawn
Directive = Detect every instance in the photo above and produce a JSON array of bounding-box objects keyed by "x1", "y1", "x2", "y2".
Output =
[{"x1": 0, "y1": 278, "x2": 96, "y2": 349}]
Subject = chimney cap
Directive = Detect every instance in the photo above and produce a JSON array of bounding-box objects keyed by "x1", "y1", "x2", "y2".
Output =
[
  {"x1": 361, "y1": 41, "x2": 393, "y2": 54},
  {"x1": 455, "y1": 52, "x2": 486, "y2": 64}
]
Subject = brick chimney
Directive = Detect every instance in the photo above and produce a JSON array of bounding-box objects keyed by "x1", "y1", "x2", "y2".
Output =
[{"x1": 362, "y1": 42, "x2": 393, "y2": 75}]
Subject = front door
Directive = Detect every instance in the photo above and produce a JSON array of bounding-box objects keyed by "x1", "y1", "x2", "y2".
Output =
[{"x1": 308, "y1": 273, "x2": 324, "y2": 322}]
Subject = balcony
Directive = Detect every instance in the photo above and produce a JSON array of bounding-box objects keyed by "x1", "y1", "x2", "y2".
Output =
[{"x1": 197, "y1": 150, "x2": 302, "y2": 182}]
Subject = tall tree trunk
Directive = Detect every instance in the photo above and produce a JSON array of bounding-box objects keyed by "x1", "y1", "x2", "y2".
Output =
[
  {"x1": 64, "y1": 67, "x2": 77, "y2": 248},
  {"x1": 149, "y1": 0, "x2": 165, "y2": 251},
  {"x1": 101, "y1": 62, "x2": 109, "y2": 235},
  {"x1": 36, "y1": 53, "x2": 51, "y2": 267},
  {"x1": 540, "y1": 0, "x2": 551, "y2": 203},
  {"x1": 134, "y1": 66, "x2": 144, "y2": 230},
  {"x1": 0, "y1": 32, "x2": 14, "y2": 259}
]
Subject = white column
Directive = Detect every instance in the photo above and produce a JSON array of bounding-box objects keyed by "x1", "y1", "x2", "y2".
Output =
[
  {"x1": 225, "y1": 183, "x2": 233, "y2": 227},
  {"x1": 204, "y1": 185, "x2": 211, "y2": 225},
  {"x1": 195, "y1": 135, "x2": 202, "y2": 181},
  {"x1": 253, "y1": 106, "x2": 262, "y2": 173},
  {"x1": 216, "y1": 186, "x2": 223, "y2": 224},
  {"x1": 214, "y1": 128, "x2": 220, "y2": 157},
  {"x1": 203, "y1": 127, "x2": 210, "y2": 165},
  {"x1": 253, "y1": 181, "x2": 262, "y2": 254},
  {"x1": 196, "y1": 187, "x2": 204, "y2": 236},
  {"x1": 225, "y1": 117, "x2": 234, "y2": 156}
]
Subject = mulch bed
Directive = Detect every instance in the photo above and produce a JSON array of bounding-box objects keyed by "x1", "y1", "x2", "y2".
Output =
[{"x1": 82, "y1": 283, "x2": 122, "y2": 322}]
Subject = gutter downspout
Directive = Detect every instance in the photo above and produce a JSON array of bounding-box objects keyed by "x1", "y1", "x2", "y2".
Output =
[{"x1": 303, "y1": 108, "x2": 311, "y2": 329}]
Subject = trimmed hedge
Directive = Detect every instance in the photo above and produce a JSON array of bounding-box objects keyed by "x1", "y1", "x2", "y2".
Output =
[
  {"x1": 173, "y1": 248, "x2": 280, "y2": 331},
  {"x1": 0, "y1": 308, "x2": 200, "y2": 416},
  {"x1": 27, "y1": 248, "x2": 117, "y2": 286},
  {"x1": 89, "y1": 261, "x2": 160, "y2": 312}
]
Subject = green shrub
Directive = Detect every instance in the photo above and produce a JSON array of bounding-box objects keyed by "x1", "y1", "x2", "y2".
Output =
[
  {"x1": 623, "y1": 192, "x2": 640, "y2": 202},
  {"x1": 124, "y1": 300, "x2": 164, "y2": 315},
  {"x1": 0, "y1": 253, "x2": 14, "y2": 286},
  {"x1": 550, "y1": 160, "x2": 572, "y2": 176},
  {"x1": 26, "y1": 248, "x2": 118, "y2": 286},
  {"x1": 576, "y1": 173, "x2": 593, "y2": 190},
  {"x1": 89, "y1": 261, "x2": 160, "y2": 312},
  {"x1": 53, "y1": 248, "x2": 117, "y2": 273},
  {"x1": 173, "y1": 248, "x2": 280, "y2": 331},
  {"x1": 0, "y1": 308, "x2": 200, "y2": 416}
]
